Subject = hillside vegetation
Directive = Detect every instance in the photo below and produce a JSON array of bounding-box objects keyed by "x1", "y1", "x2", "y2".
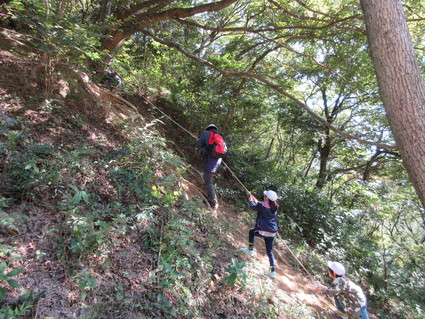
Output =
[
  {"x1": 0, "y1": 0, "x2": 424, "y2": 318},
  {"x1": 0, "y1": 27, "x2": 338, "y2": 319}
]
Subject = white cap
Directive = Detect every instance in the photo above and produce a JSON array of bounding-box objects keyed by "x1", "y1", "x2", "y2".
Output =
[
  {"x1": 327, "y1": 261, "x2": 346, "y2": 276},
  {"x1": 263, "y1": 190, "x2": 278, "y2": 201},
  {"x1": 206, "y1": 124, "x2": 217, "y2": 130}
]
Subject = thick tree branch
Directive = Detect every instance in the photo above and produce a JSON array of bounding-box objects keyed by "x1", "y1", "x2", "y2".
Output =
[
  {"x1": 293, "y1": 0, "x2": 336, "y2": 19},
  {"x1": 175, "y1": 19, "x2": 369, "y2": 93},
  {"x1": 176, "y1": 15, "x2": 365, "y2": 34},
  {"x1": 142, "y1": 30, "x2": 396, "y2": 150},
  {"x1": 268, "y1": 0, "x2": 333, "y2": 21},
  {"x1": 116, "y1": 0, "x2": 174, "y2": 20},
  {"x1": 102, "y1": 0, "x2": 239, "y2": 52}
]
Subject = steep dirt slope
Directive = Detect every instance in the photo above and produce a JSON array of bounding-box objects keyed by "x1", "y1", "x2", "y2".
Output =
[
  {"x1": 128, "y1": 70, "x2": 379, "y2": 319},
  {"x1": 121, "y1": 97, "x2": 375, "y2": 319},
  {"x1": 96, "y1": 91, "x2": 343, "y2": 318},
  {"x1": 0, "y1": 27, "x2": 375, "y2": 318}
]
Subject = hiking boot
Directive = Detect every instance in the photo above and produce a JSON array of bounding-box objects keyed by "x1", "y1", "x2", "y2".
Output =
[
  {"x1": 264, "y1": 271, "x2": 277, "y2": 278},
  {"x1": 240, "y1": 248, "x2": 256, "y2": 256}
]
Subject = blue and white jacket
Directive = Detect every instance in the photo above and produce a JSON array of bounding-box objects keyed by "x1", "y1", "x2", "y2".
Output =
[{"x1": 249, "y1": 201, "x2": 278, "y2": 234}]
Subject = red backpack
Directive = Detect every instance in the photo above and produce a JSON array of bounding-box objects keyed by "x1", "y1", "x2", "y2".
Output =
[{"x1": 207, "y1": 131, "x2": 228, "y2": 158}]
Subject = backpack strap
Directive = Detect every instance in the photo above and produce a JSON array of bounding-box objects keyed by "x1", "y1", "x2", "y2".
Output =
[{"x1": 208, "y1": 131, "x2": 216, "y2": 145}]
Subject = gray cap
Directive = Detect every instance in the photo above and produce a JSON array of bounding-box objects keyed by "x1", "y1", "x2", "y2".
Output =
[{"x1": 206, "y1": 124, "x2": 217, "y2": 130}]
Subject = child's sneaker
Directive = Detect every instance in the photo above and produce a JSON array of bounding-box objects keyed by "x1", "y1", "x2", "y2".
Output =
[
  {"x1": 240, "y1": 248, "x2": 255, "y2": 256},
  {"x1": 264, "y1": 271, "x2": 277, "y2": 278}
]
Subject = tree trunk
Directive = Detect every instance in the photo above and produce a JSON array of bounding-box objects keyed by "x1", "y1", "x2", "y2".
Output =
[
  {"x1": 97, "y1": 0, "x2": 113, "y2": 23},
  {"x1": 363, "y1": 149, "x2": 381, "y2": 181},
  {"x1": 316, "y1": 131, "x2": 332, "y2": 189},
  {"x1": 360, "y1": 0, "x2": 425, "y2": 208}
]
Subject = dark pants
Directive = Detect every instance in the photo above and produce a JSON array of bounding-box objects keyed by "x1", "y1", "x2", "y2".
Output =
[
  {"x1": 203, "y1": 171, "x2": 217, "y2": 204},
  {"x1": 248, "y1": 228, "x2": 275, "y2": 272}
]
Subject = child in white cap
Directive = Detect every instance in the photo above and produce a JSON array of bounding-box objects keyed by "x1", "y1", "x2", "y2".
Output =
[
  {"x1": 315, "y1": 261, "x2": 370, "y2": 318},
  {"x1": 241, "y1": 190, "x2": 279, "y2": 277}
]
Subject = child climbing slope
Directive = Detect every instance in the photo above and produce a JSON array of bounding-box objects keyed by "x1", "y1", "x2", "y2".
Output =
[
  {"x1": 241, "y1": 190, "x2": 279, "y2": 277},
  {"x1": 315, "y1": 261, "x2": 370, "y2": 318}
]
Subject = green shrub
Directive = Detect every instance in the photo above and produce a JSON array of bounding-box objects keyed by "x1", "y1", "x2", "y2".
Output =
[{"x1": 221, "y1": 258, "x2": 247, "y2": 287}]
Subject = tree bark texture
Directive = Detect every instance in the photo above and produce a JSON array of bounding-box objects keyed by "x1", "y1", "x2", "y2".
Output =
[
  {"x1": 96, "y1": 0, "x2": 112, "y2": 23},
  {"x1": 360, "y1": 0, "x2": 425, "y2": 207}
]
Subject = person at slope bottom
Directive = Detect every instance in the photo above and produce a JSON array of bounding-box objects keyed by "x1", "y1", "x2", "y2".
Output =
[
  {"x1": 241, "y1": 190, "x2": 279, "y2": 278},
  {"x1": 196, "y1": 124, "x2": 222, "y2": 209},
  {"x1": 315, "y1": 261, "x2": 370, "y2": 319}
]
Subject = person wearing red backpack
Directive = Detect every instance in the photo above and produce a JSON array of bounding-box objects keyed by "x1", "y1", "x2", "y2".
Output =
[{"x1": 196, "y1": 124, "x2": 224, "y2": 209}]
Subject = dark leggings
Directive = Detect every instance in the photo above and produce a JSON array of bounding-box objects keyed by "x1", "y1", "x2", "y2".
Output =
[
  {"x1": 248, "y1": 228, "x2": 275, "y2": 272},
  {"x1": 203, "y1": 171, "x2": 216, "y2": 204}
]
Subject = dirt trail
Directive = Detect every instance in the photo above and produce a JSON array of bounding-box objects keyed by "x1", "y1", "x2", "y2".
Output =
[
  {"x1": 98, "y1": 90, "x2": 336, "y2": 316},
  {"x1": 104, "y1": 91, "x2": 378, "y2": 318},
  {"x1": 82, "y1": 77, "x2": 385, "y2": 318},
  {"x1": 213, "y1": 201, "x2": 338, "y2": 318}
]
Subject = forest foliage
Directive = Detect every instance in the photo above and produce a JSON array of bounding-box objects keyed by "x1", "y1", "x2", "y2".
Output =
[{"x1": 0, "y1": 0, "x2": 424, "y2": 318}]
